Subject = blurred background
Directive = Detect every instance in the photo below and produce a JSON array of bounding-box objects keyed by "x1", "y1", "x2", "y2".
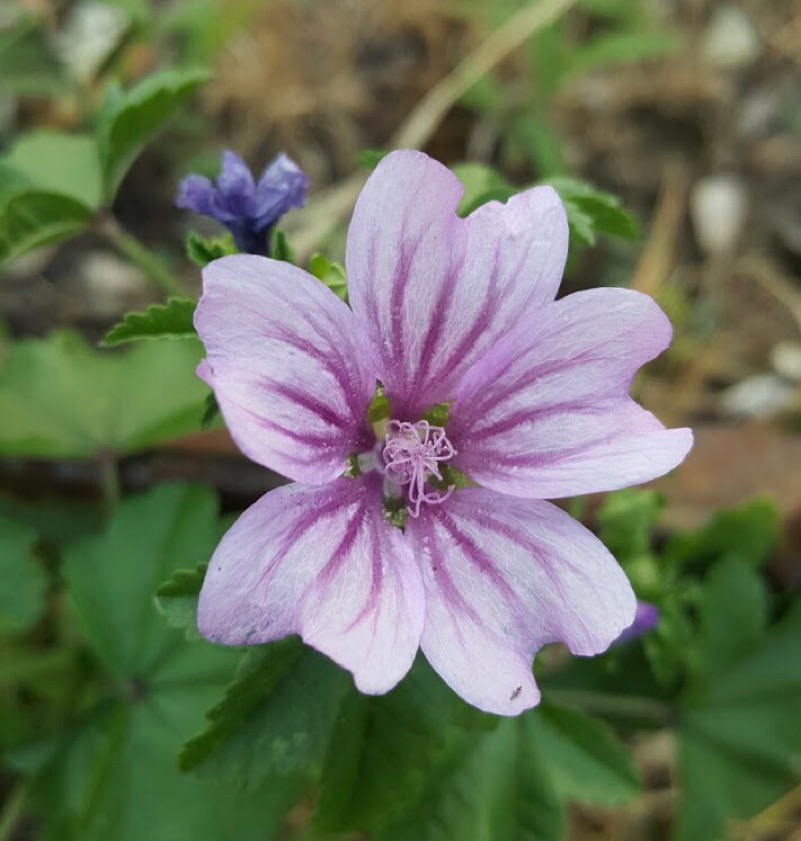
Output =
[{"x1": 0, "y1": 0, "x2": 800, "y2": 840}]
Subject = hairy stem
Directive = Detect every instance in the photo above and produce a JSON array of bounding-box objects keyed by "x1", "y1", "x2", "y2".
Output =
[
  {"x1": 98, "y1": 214, "x2": 187, "y2": 298},
  {"x1": 0, "y1": 782, "x2": 27, "y2": 841},
  {"x1": 546, "y1": 689, "x2": 675, "y2": 726}
]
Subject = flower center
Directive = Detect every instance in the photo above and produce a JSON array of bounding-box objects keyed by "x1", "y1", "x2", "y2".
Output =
[{"x1": 382, "y1": 420, "x2": 456, "y2": 518}]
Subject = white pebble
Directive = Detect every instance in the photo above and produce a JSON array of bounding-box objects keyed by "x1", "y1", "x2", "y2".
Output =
[
  {"x1": 702, "y1": 5, "x2": 761, "y2": 70},
  {"x1": 771, "y1": 342, "x2": 801, "y2": 384},
  {"x1": 690, "y1": 174, "x2": 749, "y2": 256},
  {"x1": 721, "y1": 374, "x2": 793, "y2": 418}
]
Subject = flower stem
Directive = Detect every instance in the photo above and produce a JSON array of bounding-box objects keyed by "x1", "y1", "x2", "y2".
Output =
[
  {"x1": 546, "y1": 689, "x2": 674, "y2": 726},
  {"x1": 98, "y1": 214, "x2": 187, "y2": 298},
  {"x1": 0, "y1": 782, "x2": 27, "y2": 841},
  {"x1": 98, "y1": 448, "x2": 121, "y2": 514}
]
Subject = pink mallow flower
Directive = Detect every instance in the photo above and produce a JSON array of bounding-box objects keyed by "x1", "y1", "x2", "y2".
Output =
[{"x1": 194, "y1": 150, "x2": 692, "y2": 716}]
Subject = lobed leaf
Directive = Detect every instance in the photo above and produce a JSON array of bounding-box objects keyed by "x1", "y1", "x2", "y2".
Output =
[
  {"x1": 0, "y1": 191, "x2": 92, "y2": 264},
  {"x1": 0, "y1": 330, "x2": 207, "y2": 458},
  {"x1": 180, "y1": 640, "x2": 349, "y2": 785},
  {"x1": 186, "y1": 230, "x2": 236, "y2": 267},
  {"x1": 0, "y1": 514, "x2": 47, "y2": 635},
  {"x1": 39, "y1": 484, "x2": 302, "y2": 841}
]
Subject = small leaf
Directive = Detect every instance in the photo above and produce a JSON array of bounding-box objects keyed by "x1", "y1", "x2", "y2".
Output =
[
  {"x1": 422, "y1": 402, "x2": 450, "y2": 428},
  {"x1": 367, "y1": 386, "x2": 390, "y2": 423},
  {"x1": 450, "y1": 161, "x2": 515, "y2": 217},
  {"x1": 357, "y1": 148, "x2": 388, "y2": 169},
  {"x1": 201, "y1": 392, "x2": 220, "y2": 428},
  {"x1": 0, "y1": 191, "x2": 92, "y2": 264},
  {"x1": 186, "y1": 230, "x2": 236, "y2": 267},
  {"x1": 270, "y1": 228, "x2": 294, "y2": 262},
  {"x1": 155, "y1": 563, "x2": 207, "y2": 639},
  {"x1": 0, "y1": 15, "x2": 66, "y2": 97},
  {"x1": 597, "y1": 488, "x2": 663, "y2": 565},
  {"x1": 0, "y1": 515, "x2": 47, "y2": 634},
  {"x1": 101, "y1": 298, "x2": 197, "y2": 346},
  {"x1": 568, "y1": 30, "x2": 681, "y2": 77},
  {"x1": 308, "y1": 252, "x2": 347, "y2": 300},
  {"x1": 545, "y1": 176, "x2": 640, "y2": 241},
  {"x1": 98, "y1": 67, "x2": 210, "y2": 199}
]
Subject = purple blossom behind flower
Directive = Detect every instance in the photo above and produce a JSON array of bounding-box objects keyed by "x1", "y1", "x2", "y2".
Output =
[
  {"x1": 176, "y1": 150, "x2": 308, "y2": 254},
  {"x1": 192, "y1": 150, "x2": 693, "y2": 716},
  {"x1": 616, "y1": 601, "x2": 660, "y2": 643}
]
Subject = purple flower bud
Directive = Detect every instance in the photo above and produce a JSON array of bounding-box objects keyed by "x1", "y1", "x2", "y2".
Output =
[
  {"x1": 176, "y1": 150, "x2": 308, "y2": 254},
  {"x1": 616, "y1": 601, "x2": 660, "y2": 644}
]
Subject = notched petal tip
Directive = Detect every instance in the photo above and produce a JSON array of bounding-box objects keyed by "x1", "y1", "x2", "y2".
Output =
[{"x1": 408, "y1": 492, "x2": 635, "y2": 715}]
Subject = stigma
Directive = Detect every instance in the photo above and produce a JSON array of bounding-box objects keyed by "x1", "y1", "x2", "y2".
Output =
[{"x1": 382, "y1": 420, "x2": 456, "y2": 517}]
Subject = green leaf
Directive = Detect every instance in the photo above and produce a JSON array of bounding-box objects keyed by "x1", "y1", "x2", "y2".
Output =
[
  {"x1": 270, "y1": 228, "x2": 294, "y2": 262},
  {"x1": 597, "y1": 488, "x2": 663, "y2": 596},
  {"x1": 0, "y1": 514, "x2": 47, "y2": 634},
  {"x1": 357, "y1": 148, "x2": 388, "y2": 169},
  {"x1": 0, "y1": 15, "x2": 66, "y2": 97},
  {"x1": 378, "y1": 716, "x2": 563, "y2": 841},
  {"x1": 186, "y1": 230, "x2": 236, "y2": 267},
  {"x1": 63, "y1": 484, "x2": 221, "y2": 677},
  {"x1": 597, "y1": 488, "x2": 663, "y2": 564},
  {"x1": 155, "y1": 563, "x2": 207, "y2": 639},
  {"x1": 308, "y1": 252, "x2": 348, "y2": 300},
  {"x1": 568, "y1": 30, "x2": 681, "y2": 77},
  {"x1": 98, "y1": 68, "x2": 210, "y2": 199},
  {"x1": 201, "y1": 392, "x2": 220, "y2": 428},
  {"x1": 545, "y1": 176, "x2": 640, "y2": 242},
  {"x1": 101, "y1": 298, "x2": 197, "y2": 346},
  {"x1": 38, "y1": 484, "x2": 302, "y2": 841},
  {"x1": 377, "y1": 700, "x2": 639, "y2": 841},
  {"x1": 0, "y1": 191, "x2": 92, "y2": 264},
  {"x1": 450, "y1": 162, "x2": 515, "y2": 217},
  {"x1": 528, "y1": 701, "x2": 641, "y2": 806},
  {"x1": 315, "y1": 657, "x2": 494, "y2": 833},
  {"x1": 180, "y1": 639, "x2": 350, "y2": 786},
  {"x1": 4, "y1": 132, "x2": 103, "y2": 208},
  {"x1": 676, "y1": 605, "x2": 801, "y2": 841},
  {"x1": 665, "y1": 496, "x2": 780, "y2": 573},
  {"x1": 0, "y1": 331, "x2": 208, "y2": 458},
  {"x1": 696, "y1": 557, "x2": 768, "y2": 684}
]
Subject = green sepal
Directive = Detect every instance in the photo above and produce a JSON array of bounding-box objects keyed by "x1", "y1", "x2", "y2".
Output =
[
  {"x1": 270, "y1": 228, "x2": 294, "y2": 263},
  {"x1": 309, "y1": 252, "x2": 348, "y2": 300},
  {"x1": 186, "y1": 230, "x2": 236, "y2": 267}
]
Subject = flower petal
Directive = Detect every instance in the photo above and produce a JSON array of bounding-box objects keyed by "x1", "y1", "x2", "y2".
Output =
[
  {"x1": 406, "y1": 489, "x2": 635, "y2": 716},
  {"x1": 195, "y1": 254, "x2": 376, "y2": 483},
  {"x1": 198, "y1": 475, "x2": 425, "y2": 694},
  {"x1": 346, "y1": 150, "x2": 568, "y2": 417},
  {"x1": 254, "y1": 153, "x2": 309, "y2": 229},
  {"x1": 449, "y1": 288, "x2": 693, "y2": 498},
  {"x1": 176, "y1": 174, "x2": 221, "y2": 217}
]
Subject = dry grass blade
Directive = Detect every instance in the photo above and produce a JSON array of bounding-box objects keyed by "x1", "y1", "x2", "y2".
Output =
[{"x1": 286, "y1": 0, "x2": 579, "y2": 259}]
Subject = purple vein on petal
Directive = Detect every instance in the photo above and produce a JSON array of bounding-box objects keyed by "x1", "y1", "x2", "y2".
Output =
[{"x1": 257, "y1": 490, "x2": 357, "y2": 588}]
